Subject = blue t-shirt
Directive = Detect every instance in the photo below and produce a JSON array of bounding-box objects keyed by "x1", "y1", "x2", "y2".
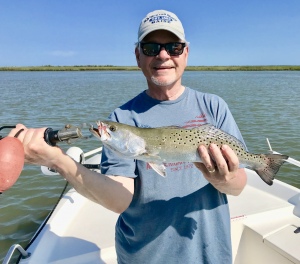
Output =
[{"x1": 101, "y1": 87, "x2": 245, "y2": 264}]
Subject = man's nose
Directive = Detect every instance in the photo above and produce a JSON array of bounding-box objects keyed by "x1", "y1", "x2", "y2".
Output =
[{"x1": 157, "y1": 47, "x2": 170, "y2": 59}]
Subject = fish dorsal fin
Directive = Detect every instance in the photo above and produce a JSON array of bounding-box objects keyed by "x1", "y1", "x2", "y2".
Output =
[
  {"x1": 197, "y1": 123, "x2": 216, "y2": 129},
  {"x1": 198, "y1": 123, "x2": 218, "y2": 133},
  {"x1": 195, "y1": 124, "x2": 246, "y2": 150}
]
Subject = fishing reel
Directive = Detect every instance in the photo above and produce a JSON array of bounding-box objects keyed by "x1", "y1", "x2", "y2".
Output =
[
  {"x1": 43, "y1": 123, "x2": 93, "y2": 146},
  {"x1": 0, "y1": 123, "x2": 93, "y2": 145}
]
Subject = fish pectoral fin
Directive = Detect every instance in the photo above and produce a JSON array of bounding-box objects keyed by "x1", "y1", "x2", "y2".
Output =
[{"x1": 148, "y1": 162, "x2": 166, "y2": 177}]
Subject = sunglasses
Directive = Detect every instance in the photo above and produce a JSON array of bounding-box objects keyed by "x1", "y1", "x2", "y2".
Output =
[{"x1": 140, "y1": 42, "x2": 186, "y2": 57}]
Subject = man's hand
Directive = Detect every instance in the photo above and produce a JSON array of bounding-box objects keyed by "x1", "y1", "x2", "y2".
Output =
[
  {"x1": 8, "y1": 124, "x2": 64, "y2": 167},
  {"x1": 194, "y1": 144, "x2": 247, "y2": 195}
]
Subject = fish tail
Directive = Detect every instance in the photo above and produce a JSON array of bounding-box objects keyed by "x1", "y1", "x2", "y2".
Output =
[{"x1": 254, "y1": 154, "x2": 289, "y2": 185}]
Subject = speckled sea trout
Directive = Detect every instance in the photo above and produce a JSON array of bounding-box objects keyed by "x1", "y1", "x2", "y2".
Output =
[{"x1": 90, "y1": 121, "x2": 288, "y2": 186}]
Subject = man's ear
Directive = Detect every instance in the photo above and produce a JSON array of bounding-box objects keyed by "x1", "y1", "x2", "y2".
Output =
[
  {"x1": 135, "y1": 47, "x2": 141, "y2": 68},
  {"x1": 185, "y1": 45, "x2": 189, "y2": 65}
]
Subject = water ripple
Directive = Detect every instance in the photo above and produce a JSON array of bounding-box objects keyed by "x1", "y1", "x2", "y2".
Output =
[{"x1": 1, "y1": 71, "x2": 300, "y2": 261}]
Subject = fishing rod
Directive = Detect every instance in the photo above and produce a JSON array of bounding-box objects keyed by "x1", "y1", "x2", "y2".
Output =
[
  {"x1": 0, "y1": 124, "x2": 98, "y2": 193},
  {"x1": 266, "y1": 138, "x2": 300, "y2": 168}
]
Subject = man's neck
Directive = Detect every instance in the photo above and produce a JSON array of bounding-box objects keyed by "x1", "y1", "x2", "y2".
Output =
[{"x1": 146, "y1": 84, "x2": 185, "y2": 101}]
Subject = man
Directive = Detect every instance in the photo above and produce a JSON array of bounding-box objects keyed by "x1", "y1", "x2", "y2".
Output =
[{"x1": 10, "y1": 10, "x2": 247, "y2": 264}]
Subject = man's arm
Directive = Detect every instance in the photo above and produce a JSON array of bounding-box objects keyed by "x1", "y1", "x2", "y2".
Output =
[
  {"x1": 52, "y1": 153, "x2": 134, "y2": 213},
  {"x1": 9, "y1": 125, "x2": 134, "y2": 213}
]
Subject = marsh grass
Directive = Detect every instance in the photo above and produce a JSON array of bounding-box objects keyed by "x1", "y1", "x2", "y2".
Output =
[{"x1": 0, "y1": 65, "x2": 299, "y2": 71}]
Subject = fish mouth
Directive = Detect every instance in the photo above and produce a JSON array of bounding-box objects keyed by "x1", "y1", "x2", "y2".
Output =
[
  {"x1": 90, "y1": 126, "x2": 101, "y2": 138},
  {"x1": 89, "y1": 121, "x2": 110, "y2": 141}
]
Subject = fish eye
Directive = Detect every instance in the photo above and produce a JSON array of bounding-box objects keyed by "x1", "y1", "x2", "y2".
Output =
[{"x1": 109, "y1": 125, "x2": 117, "y2": 132}]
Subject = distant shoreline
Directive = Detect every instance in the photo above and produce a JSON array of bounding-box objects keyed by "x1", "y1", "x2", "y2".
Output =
[{"x1": 0, "y1": 65, "x2": 299, "y2": 71}]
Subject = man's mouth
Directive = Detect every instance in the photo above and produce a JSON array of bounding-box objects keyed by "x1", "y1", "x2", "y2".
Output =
[
  {"x1": 152, "y1": 62, "x2": 175, "y2": 68},
  {"x1": 153, "y1": 65, "x2": 174, "y2": 70}
]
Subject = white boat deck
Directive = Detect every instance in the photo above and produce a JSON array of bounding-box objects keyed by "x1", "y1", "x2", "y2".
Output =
[
  {"x1": 229, "y1": 171, "x2": 300, "y2": 264},
  {"x1": 20, "y1": 187, "x2": 119, "y2": 264},
  {"x1": 18, "y1": 169, "x2": 300, "y2": 264}
]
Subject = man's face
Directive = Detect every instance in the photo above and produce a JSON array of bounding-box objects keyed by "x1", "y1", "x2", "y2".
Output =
[{"x1": 135, "y1": 30, "x2": 189, "y2": 88}]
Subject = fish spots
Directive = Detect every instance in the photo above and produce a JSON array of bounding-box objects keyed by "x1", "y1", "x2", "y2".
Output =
[
  {"x1": 161, "y1": 126, "x2": 248, "y2": 160},
  {"x1": 95, "y1": 121, "x2": 288, "y2": 185}
]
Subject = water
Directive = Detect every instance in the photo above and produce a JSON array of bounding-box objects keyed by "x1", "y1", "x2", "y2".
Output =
[{"x1": 1, "y1": 71, "x2": 300, "y2": 261}]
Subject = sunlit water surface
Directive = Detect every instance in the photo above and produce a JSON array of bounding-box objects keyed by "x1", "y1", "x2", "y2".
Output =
[{"x1": 1, "y1": 71, "x2": 299, "y2": 261}]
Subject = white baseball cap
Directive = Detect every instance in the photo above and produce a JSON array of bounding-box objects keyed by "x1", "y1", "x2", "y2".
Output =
[{"x1": 138, "y1": 10, "x2": 186, "y2": 42}]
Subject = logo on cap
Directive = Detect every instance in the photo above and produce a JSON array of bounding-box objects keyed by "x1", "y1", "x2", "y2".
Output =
[{"x1": 144, "y1": 13, "x2": 177, "y2": 24}]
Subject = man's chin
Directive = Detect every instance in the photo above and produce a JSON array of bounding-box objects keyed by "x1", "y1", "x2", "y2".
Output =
[{"x1": 150, "y1": 76, "x2": 176, "y2": 86}]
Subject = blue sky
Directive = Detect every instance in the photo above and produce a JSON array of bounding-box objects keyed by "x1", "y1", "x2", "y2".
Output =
[{"x1": 1, "y1": 0, "x2": 299, "y2": 66}]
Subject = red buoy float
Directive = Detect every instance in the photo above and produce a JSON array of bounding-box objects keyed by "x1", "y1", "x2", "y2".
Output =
[{"x1": 0, "y1": 137, "x2": 25, "y2": 193}]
